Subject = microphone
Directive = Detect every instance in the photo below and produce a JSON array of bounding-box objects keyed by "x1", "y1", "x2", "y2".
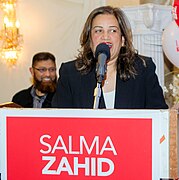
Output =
[{"x1": 95, "y1": 43, "x2": 110, "y2": 83}]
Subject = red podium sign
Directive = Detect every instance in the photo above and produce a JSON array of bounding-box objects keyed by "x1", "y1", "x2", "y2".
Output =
[{"x1": 0, "y1": 109, "x2": 169, "y2": 180}]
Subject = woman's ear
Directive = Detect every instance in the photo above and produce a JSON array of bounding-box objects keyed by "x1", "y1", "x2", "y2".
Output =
[{"x1": 122, "y1": 36, "x2": 125, "y2": 47}]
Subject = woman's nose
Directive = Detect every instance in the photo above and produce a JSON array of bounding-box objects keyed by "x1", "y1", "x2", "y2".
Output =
[{"x1": 101, "y1": 31, "x2": 110, "y2": 40}]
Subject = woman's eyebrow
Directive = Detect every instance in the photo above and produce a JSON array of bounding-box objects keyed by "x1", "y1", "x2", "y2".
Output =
[{"x1": 92, "y1": 25, "x2": 103, "y2": 29}]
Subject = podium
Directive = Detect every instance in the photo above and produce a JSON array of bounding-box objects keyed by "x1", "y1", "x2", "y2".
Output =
[{"x1": 0, "y1": 108, "x2": 178, "y2": 180}]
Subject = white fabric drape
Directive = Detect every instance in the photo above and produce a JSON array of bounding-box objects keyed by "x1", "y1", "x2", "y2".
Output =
[
  {"x1": 53, "y1": 0, "x2": 106, "y2": 61},
  {"x1": 20, "y1": 0, "x2": 106, "y2": 64}
]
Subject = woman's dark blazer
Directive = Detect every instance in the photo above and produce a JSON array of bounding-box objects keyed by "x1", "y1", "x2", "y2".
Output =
[{"x1": 52, "y1": 56, "x2": 168, "y2": 109}]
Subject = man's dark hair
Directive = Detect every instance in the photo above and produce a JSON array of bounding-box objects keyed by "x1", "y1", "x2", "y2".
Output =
[{"x1": 32, "y1": 52, "x2": 56, "y2": 66}]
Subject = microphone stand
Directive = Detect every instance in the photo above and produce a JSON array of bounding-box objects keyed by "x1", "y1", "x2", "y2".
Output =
[
  {"x1": 93, "y1": 82, "x2": 102, "y2": 109},
  {"x1": 93, "y1": 62, "x2": 106, "y2": 109}
]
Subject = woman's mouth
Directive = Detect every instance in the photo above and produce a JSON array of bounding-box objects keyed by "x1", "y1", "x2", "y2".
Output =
[{"x1": 104, "y1": 42, "x2": 112, "y2": 49}]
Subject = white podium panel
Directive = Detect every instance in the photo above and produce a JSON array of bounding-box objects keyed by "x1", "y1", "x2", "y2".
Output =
[{"x1": 0, "y1": 109, "x2": 170, "y2": 180}]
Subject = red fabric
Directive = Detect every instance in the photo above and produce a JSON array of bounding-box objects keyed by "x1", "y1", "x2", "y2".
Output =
[{"x1": 173, "y1": 0, "x2": 179, "y2": 26}]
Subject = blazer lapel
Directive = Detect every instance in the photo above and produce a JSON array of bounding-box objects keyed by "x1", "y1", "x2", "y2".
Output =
[{"x1": 114, "y1": 73, "x2": 120, "y2": 108}]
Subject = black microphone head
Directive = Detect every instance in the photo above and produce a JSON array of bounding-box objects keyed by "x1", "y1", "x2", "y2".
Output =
[{"x1": 95, "y1": 43, "x2": 110, "y2": 60}]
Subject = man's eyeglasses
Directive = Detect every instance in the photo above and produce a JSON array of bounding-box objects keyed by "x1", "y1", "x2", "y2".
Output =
[{"x1": 33, "y1": 67, "x2": 56, "y2": 73}]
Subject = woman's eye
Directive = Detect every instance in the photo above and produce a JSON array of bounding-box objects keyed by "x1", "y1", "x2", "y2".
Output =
[
  {"x1": 95, "y1": 29, "x2": 102, "y2": 33},
  {"x1": 109, "y1": 29, "x2": 117, "y2": 33}
]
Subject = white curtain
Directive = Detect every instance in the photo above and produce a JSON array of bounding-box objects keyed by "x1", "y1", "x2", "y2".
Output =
[
  {"x1": 52, "y1": 0, "x2": 106, "y2": 62},
  {"x1": 20, "y1": 0, "x2": 106, "y2": 64}
]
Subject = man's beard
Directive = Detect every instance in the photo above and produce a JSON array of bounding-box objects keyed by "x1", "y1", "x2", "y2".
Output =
[{"x1": 33, "y1": 76, "x2": 57, "y2": 94}]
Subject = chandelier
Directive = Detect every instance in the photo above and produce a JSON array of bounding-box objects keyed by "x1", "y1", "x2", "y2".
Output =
[{"x1": 0, "y1": 0, "x2": 23, "y2": 66}]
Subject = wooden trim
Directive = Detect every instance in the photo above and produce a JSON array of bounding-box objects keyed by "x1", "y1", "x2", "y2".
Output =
[{"x1": 169, "y1": 109, "x2": 178, "y2": 178}]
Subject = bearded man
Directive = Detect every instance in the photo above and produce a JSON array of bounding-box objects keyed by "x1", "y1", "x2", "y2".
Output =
[{"x1": 12, "y1": 52, "x2": 57, "y2": 108}]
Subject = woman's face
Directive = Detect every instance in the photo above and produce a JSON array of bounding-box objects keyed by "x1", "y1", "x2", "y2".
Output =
[{"x1": 90, "y1": 14, "x2": 124, "y2": 63}]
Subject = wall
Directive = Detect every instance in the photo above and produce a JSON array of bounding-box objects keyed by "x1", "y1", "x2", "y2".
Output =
[{"x1": 106, "y1": 0, "x2": 140, "y2": 7}]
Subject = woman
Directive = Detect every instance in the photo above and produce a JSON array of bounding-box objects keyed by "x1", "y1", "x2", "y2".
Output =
[{"x1": 52, "y1": 6, "x2": 168, "y2": 109}]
